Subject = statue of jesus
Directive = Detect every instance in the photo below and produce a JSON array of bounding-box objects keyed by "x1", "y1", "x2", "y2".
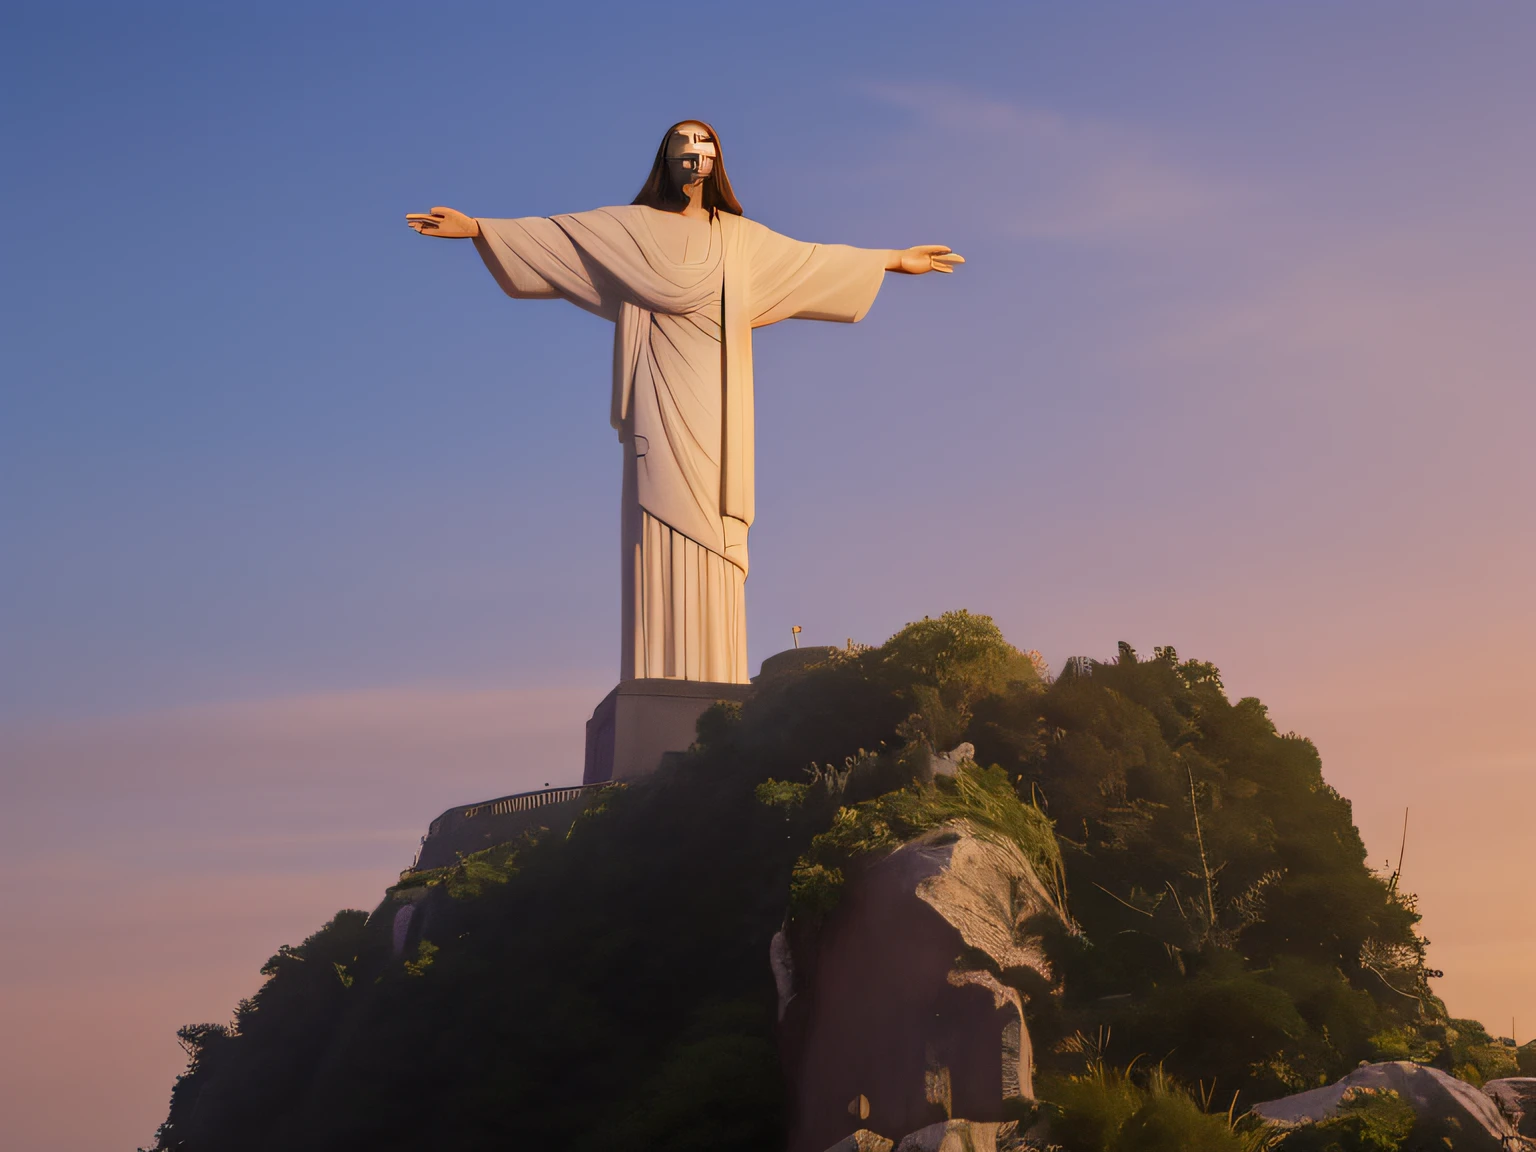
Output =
[{"x1": 408, "y1": 120, "x2": 963, "y2": 685}]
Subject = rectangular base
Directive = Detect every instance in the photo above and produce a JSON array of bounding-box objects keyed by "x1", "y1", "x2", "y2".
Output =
[{"x1": 583, "y1": 678, "x2": 753, "y2": 785}]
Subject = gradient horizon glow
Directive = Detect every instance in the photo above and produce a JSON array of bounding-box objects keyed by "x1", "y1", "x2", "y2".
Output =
[{"x1": 3, "y1": 4, "x2": 1533, "y2": 1148}]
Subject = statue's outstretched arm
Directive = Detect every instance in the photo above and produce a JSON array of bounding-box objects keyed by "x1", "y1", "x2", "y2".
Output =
[
  {"x1": 406, "y1": 206, "x2": 481, "y2": 238},
  {"x1": 885, "y1": 245, "x2": 965, "y2": 274}
]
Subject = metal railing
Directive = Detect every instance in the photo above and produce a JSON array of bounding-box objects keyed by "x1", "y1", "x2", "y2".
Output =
[
  {"x1": 406, "y1": 783, "x2": 618, "y2": 875},
  {"x1": 460, "y1": 783, "x2": 608, "y2": 821}
]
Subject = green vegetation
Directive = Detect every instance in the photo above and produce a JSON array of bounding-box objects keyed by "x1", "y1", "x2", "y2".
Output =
[
  {"x1": 1436, "y1": 1017, "x2": 1523, "y2": 1086},
  {"x1": 1041, "y1": 1063, "x2": 1277, "y2": 1152},
  {"x1": 764, "y1": 758, "x2": 1063, "y2": 921},
  {"x1": 146, "y1": 612, "x2": 1472, "y2": 1152},
  {"x1": 1274, "y1": 1088, "x2": 1417, "y2": 1152},
  {"x1": 1005, "y1": 642, "x2": 1439, "y2": 1102}
]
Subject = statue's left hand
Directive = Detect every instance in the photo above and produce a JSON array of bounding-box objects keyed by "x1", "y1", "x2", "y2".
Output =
[
  {"x1": 406, "y1": 206, "x2": 480, "y2": 238},
  {"x1": 889, "y1": 245, "x2": 965, "y2": 275}
]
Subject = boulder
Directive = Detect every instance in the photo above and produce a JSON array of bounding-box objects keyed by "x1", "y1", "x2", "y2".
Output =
[
  {"x1": 1486, "y1": 1077, "x2": 1536, "y2": 1137},
  {"x1": 1253, "y1": 1061, "x2": 1520, "y2": 1151},
  {"x1": 923, "y1": 743, "x2": 976, "y2": 781},
  {"x1": 782, "y1": 821, "x2": 1061, "y2": 1152},
  {"x1": 893, "y1": 1118, "x2": 1005, "y2": 1152},
  {"x1": 819, "y1": 1130, "x2": 895, "y2": 1152}
]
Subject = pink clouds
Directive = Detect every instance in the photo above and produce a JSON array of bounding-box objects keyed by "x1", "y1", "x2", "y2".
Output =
[{"x1": 0, "y1": 681, "x2": 605, "y2": 1151}]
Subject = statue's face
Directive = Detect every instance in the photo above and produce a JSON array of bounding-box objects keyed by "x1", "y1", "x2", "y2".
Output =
[{"x1": 665, "y1": 123, "x2": 717, "y2": 188}]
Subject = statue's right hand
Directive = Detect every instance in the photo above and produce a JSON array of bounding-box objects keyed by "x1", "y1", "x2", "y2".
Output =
[{"x1": 405, "y1": 206, "x2": 480, "y2": 238}]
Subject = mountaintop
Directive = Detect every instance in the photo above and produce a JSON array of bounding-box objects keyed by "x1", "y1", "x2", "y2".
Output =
[{"x1": 144, "y1": 612, "x2": 1533, "y2": 1152}]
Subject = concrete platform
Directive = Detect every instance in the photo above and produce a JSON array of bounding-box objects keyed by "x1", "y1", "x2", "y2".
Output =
[
  {"x1": 583, "y1": 677, "x2": 754, "y2": 785},
  {"x1": 405, "y1": 649, "x2": 841, "y2": 872}
]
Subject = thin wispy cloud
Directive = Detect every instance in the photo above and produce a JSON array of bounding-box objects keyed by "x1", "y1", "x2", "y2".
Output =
[{"x1": 861, "y1": 82, "x2": 1220, "y2": 240}]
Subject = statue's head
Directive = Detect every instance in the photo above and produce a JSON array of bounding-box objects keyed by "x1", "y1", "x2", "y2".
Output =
[
  {"x1": 633, "y1": 119, "x2": 743, "y2": 216},
  {"x1": 666, "y1": 123, "x2": 717, "y2": 187}
]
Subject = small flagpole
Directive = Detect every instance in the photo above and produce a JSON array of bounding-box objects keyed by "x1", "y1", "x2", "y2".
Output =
[{"x1": 790, "y1": 625, "x2": 801, "y2": 650}]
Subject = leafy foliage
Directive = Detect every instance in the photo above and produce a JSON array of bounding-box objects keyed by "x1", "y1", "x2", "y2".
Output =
[
  {"x1": 1437, "y1": 1017, "x2": 1520, "y2": 1086},
  {"x1": 779, "y1": 759, "x2": 1063, "y2": 921},
  {"x1": 1272, "y1": 1088, "x2": 1416, "y2": 1152},
  {"x1": 145, "y1": 613, "x2": 1462, "y2": 1151},
  {"x1": 1002, "y1": 645, "x2": 1437, "y2": 1101},
  {"x1": 392, "y1": 829, "x2": 536, "y2": 900}
]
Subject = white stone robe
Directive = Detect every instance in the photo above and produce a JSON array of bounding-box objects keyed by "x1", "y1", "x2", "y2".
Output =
[{"x1": 474, "y1": 205, "x2": 886, "y2": 683}]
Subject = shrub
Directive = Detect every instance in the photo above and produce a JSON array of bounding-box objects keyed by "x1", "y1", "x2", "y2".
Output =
[
  {"x1": 1043, "y1": 1064, "x2": 1273, "y2": 1152},
  {"x1": 782, "y1": 760, "x2": 1063, "y2": 923},
  {"x1": 1274, "y1": 1087, "x2": 1415, "y2": 1152},
  {"x1": 1444, "y1": 1017, "x2": 1519, "y2": 1086},
  {"x1": 1519, "y1": 1041, "x2": 1536, "y2": 1077}
]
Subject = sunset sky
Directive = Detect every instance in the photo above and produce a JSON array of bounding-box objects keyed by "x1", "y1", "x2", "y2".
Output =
[{"x1": 3, "y1": 4, "x2": 1533, "y2": 1148}]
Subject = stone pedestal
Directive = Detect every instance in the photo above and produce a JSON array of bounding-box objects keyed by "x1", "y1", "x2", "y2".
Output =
[{"x1": 583, "y1": 678, "x2": 754, "y2": 785}]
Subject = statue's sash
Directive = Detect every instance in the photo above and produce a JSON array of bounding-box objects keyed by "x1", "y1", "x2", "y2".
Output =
[{"x1": 592, "y1": 210, "x2": 754, "y2": 538}]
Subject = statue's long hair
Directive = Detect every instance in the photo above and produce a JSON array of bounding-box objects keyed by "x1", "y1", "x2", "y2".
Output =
[{"x1": 632, "y1": 120, "x2": 743, "y2": 216}]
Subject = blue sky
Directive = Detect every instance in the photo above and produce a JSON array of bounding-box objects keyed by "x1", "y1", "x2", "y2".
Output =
[
  {"x1": 3, "y1": 5, "x2": 1534, "y2": 1147},
  {"x1": 5, "y1": 2, "x2": 1530, "y2": 718}
]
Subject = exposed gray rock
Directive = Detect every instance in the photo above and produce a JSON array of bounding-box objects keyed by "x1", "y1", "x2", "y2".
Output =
[
  {"x1": 770, "y1": 926, "x2": 796, "y2": 1020},
  {"x1": 893, "y1": 1118, "x2": 1003, "y2": 1152},
  {"x1": 384, "y1": 885, "x2": 432, "y2": 956},
  {"x1": 1253, "y1": 1061, "x2": 1519, "y2": 1151},
  {"x1": 782, "y1": 821, "x2": 1061, "y2": 1152},
  {"x1": 390, "y1": 904, "x2": 415, "y2": 957},
  {"x1": 1486, "y1": 1077, "x2": 1536, "y2": 1136},
  {"x1": 819, "y1": 1130, "x2": 895, "y2": 1152},
  {"x1": 915, "y1": 740, "x2": 976, "y2": 786},
  {"x1": 928, "y1": 743, "x2": 975, "y2": 779}
]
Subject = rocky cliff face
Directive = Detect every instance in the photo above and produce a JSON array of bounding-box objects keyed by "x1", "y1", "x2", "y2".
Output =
[{"x1": 779, "y1": 818, "x2": 1062, "y2": 1152}]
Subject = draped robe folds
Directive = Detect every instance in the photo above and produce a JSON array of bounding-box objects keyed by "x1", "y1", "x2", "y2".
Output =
[{"x1": 473, "y1": 205, "x2": 886, "y2": 683}]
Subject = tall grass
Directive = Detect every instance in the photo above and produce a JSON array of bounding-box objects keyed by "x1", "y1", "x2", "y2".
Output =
[
  {"x1": 786, "y1": 760, "x2": 1068, "y2": 922},
  {"x1": 1042, "y1": 1063, "x2": 1278, "y2": 1152},
  {"x1": 929, "y1": 762, "x2": 1067, "y2": 914}
]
